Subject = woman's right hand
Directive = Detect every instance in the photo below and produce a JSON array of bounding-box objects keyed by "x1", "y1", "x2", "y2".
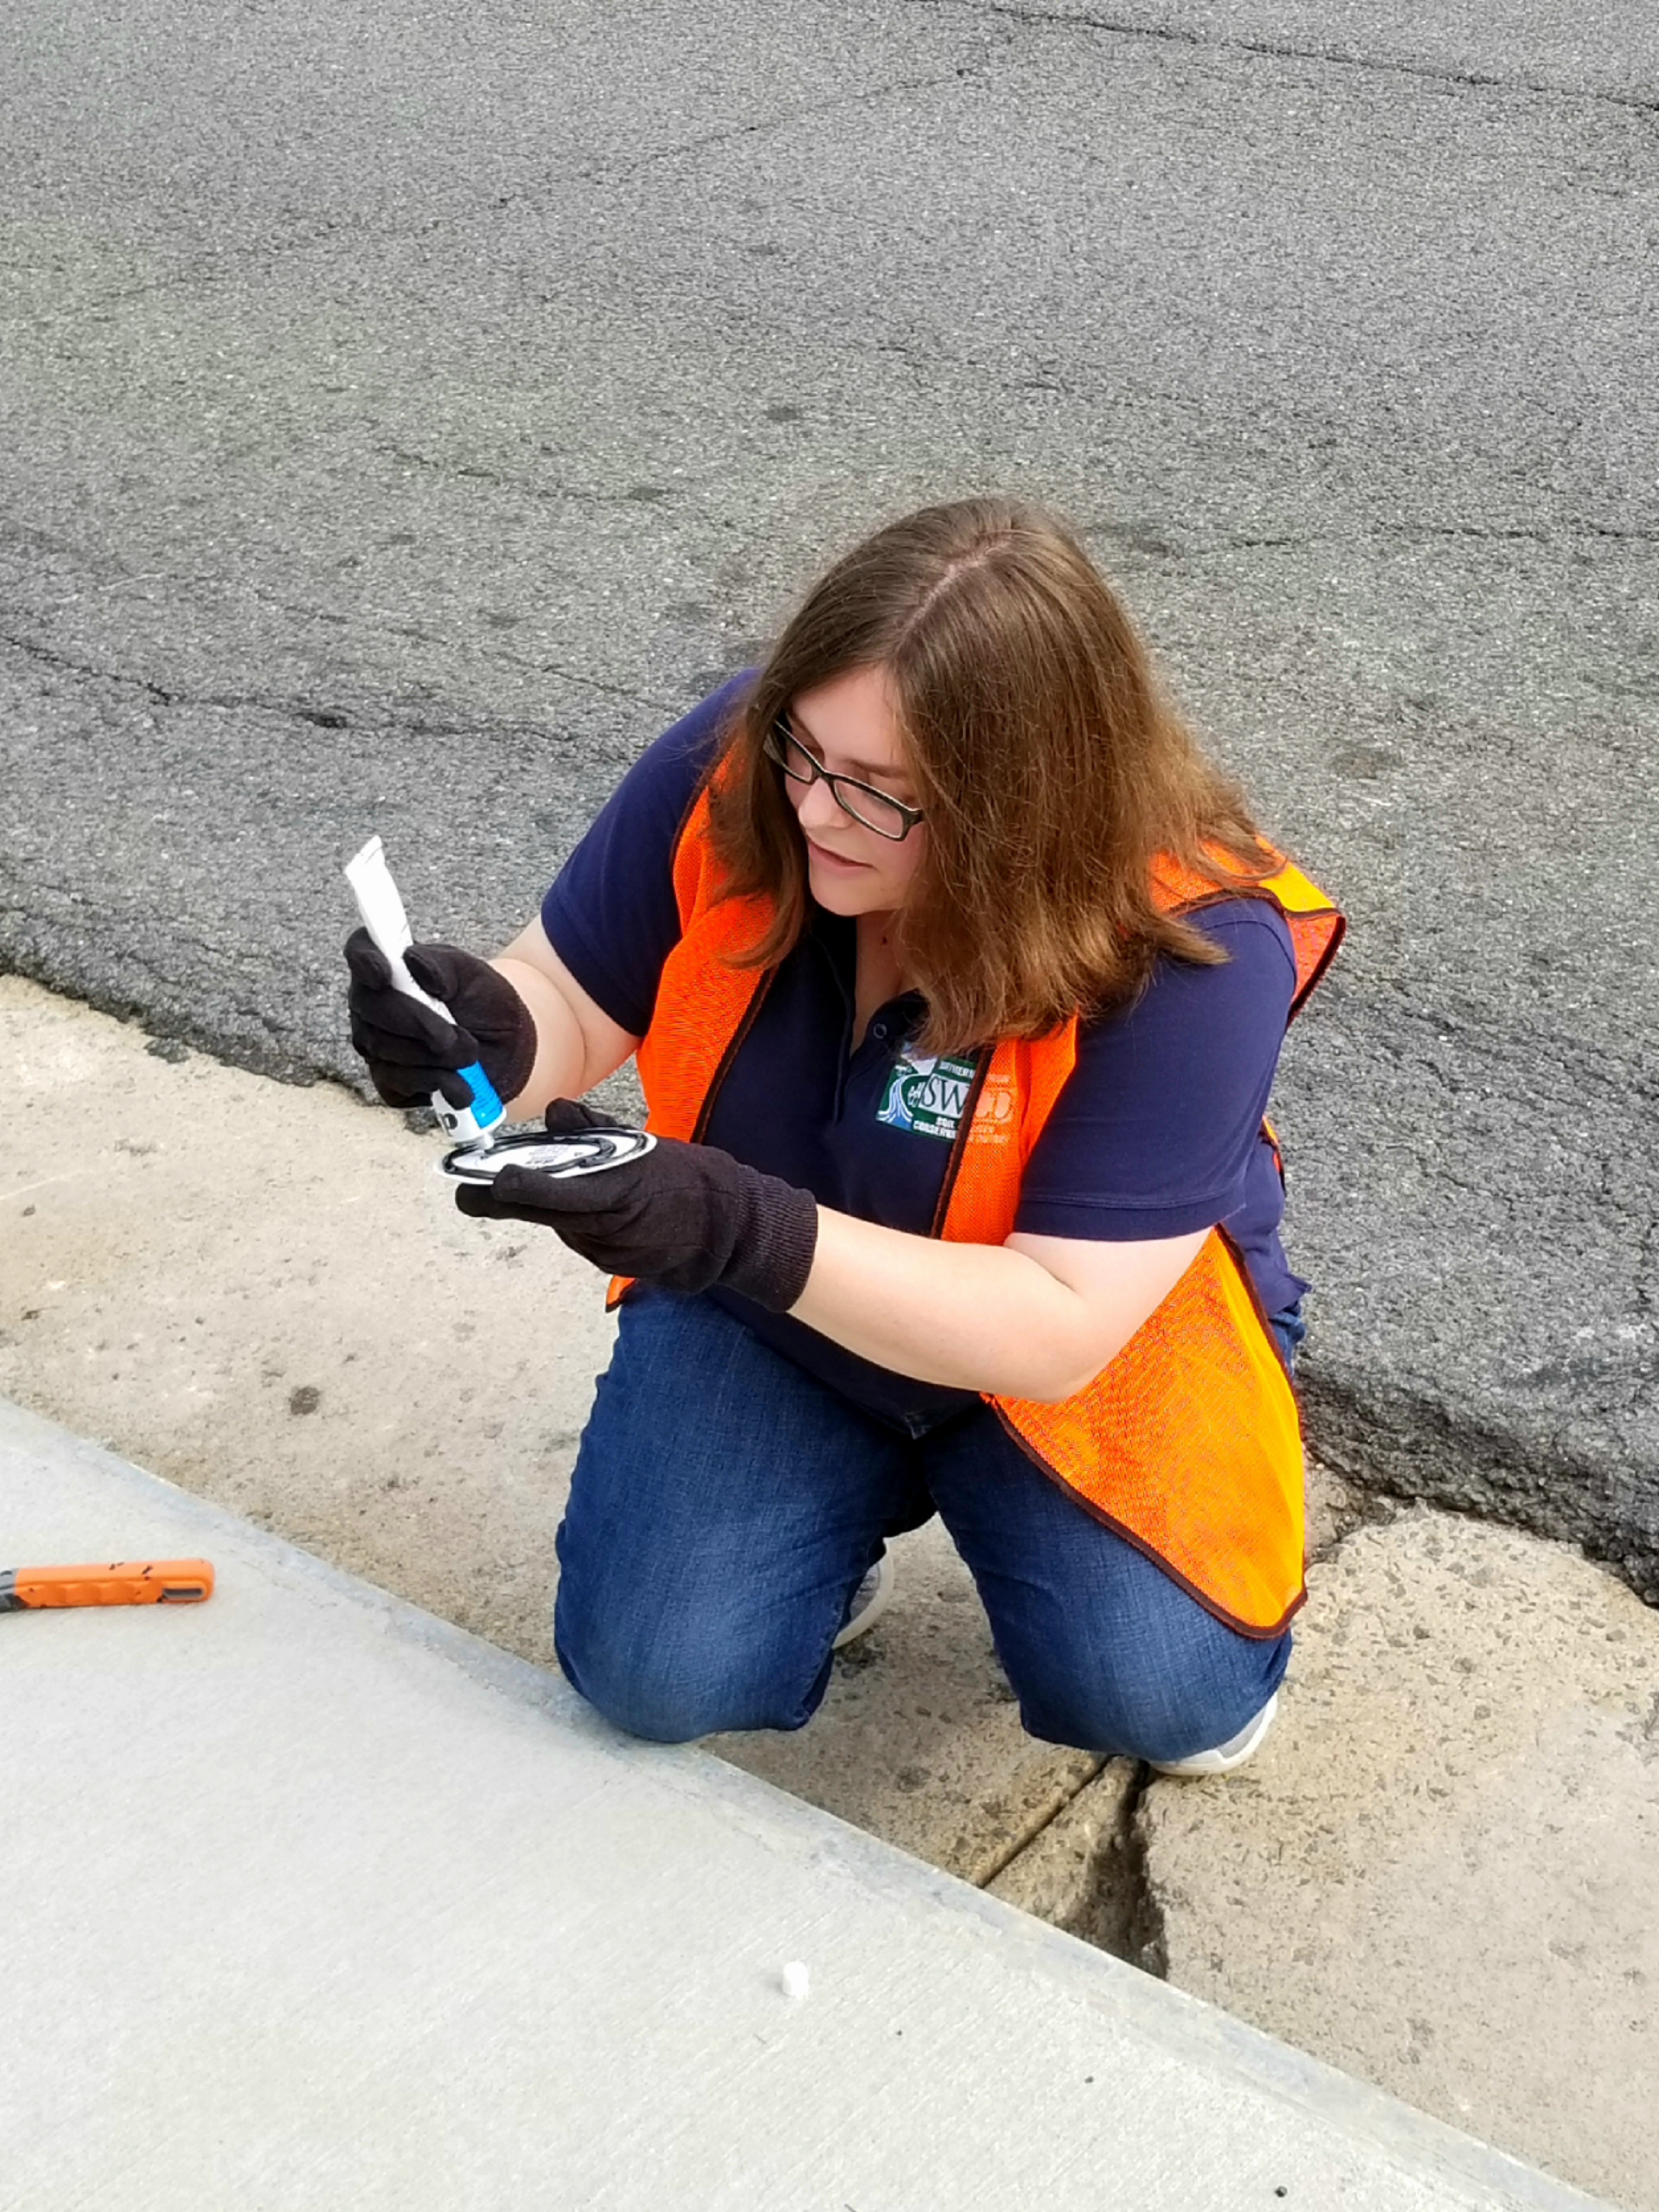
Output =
[{"x1": 343, "y1": 930, "x2": 537, "y2": 1110}]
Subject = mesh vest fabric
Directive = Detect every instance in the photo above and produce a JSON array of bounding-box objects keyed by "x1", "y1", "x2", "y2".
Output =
[{"x1": 614, "y1": 783, "x2": 1344, "y2": 1636}]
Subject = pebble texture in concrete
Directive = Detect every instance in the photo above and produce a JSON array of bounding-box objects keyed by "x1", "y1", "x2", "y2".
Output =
[{"x1": 1139, "y1": 1508, "x2": 1659, "y2": 2212}]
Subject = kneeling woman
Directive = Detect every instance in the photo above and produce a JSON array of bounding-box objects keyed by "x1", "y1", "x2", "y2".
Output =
[{"x1": 346, "y1": 499, "x2": 1343, "y2": 1775}]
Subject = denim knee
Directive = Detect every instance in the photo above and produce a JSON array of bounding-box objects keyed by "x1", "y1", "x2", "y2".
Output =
[
  {"x1": 1016, "y1": 1630, "x2": 1291, "y2": 1763},
  {"x1": 554, "y1": 1585, "x2": 826, "y2": 1745}
]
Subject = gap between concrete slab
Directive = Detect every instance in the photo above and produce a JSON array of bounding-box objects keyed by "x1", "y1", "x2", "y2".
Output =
[
  {"x1": 968, "y1": 1752, "x2": 1109, "y2": 1887},
  {"x1": 984, "y1": 1750, "x2": 1164, "y2": 1967},
  {"x1": 979, "y1": 1461, "x2": 1387, "y2": 1957}
]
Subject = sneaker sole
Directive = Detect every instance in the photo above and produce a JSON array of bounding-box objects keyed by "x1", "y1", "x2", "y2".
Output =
[
  {"x1": 1149, "y1": 1690, "x2": 1279, "y2": 1779},
  {"x1": 832, "y1": 1553, "x2": 895, "y2": 1650}
]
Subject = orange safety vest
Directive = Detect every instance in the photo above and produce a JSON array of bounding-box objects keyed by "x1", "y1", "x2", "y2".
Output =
[{"x1": 616, "y1": 786, "x2": 1344, "y2": 1638}]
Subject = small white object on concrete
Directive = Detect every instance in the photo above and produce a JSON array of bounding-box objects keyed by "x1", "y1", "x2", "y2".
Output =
[{"x1": 781, "y1": 1960, "x2": 811, "y2": 2000}]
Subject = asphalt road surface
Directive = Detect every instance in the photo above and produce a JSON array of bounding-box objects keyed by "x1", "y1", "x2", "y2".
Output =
[{"x1": 4, "y1": 3, "x2": 1656, "y2": 1588}]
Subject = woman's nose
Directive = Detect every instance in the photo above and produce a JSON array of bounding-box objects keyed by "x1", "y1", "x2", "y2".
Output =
[{"x1": 795, "y1": 773, "x2": 846, "y2": 837}]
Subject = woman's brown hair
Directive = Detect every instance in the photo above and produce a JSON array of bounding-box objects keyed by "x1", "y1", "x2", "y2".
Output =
[{"x1": 706, "y1": 496, "x2": 1273, "y2": 1055}]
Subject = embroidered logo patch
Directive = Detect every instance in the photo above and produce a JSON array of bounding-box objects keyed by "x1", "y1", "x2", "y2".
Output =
[{"x1": 876, "y1": 1052, "x2": 979, "y2": 1141}]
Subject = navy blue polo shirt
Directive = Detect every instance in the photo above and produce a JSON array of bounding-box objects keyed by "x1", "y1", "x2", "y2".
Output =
[{"x1": 542, "y1": 676, "x2": 1307, "y2": 1431}]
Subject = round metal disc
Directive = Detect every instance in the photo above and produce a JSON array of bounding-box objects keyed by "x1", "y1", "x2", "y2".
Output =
[{"x1": 440, "y1": 1126, "x2": 656, "y2": 1183}]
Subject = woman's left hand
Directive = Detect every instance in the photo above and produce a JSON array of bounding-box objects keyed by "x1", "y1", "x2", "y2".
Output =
[{"x1": 453, "y1": 1101, "x2": 819, "y2": 1313}]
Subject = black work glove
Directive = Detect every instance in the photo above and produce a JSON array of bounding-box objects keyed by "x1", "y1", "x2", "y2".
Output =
[
  {"x1": 345, "y1": 929, "x2": 536, "y2": 1110},
  {"x1": 454, "y1": 1101, "x2": 820, "y2": 1313}
]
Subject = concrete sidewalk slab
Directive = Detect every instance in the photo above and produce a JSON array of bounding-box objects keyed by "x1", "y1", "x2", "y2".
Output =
[
  {"x1": 0, "y1": 1397, "x2": 1606, "y2": 2211},
  {"x1": 1139, "y1": 1510, "x2": 1659, "y2": 2211}
]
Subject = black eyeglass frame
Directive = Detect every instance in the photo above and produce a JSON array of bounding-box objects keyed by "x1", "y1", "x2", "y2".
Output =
[{"x1": 762, "y1": 721, "x2": 927, "y2": 843}]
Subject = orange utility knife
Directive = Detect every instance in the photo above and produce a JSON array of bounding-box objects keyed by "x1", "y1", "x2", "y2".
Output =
[{"x1": 0, "y1": 1560, "x2": 215, "y2": 1610}]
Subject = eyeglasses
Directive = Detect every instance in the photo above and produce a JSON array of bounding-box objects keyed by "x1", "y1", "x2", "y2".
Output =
[{"x1": 762, "y1": 721, "x2": 926, "y2": 843}]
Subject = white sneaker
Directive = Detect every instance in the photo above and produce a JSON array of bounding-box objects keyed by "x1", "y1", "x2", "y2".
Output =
[
  {"x1": 833, "y1": 1551, "x2": 895, "y2": 1649},
  {"x1": 1149, "y1": 1691, "x2": 1279, "y2": 1778}
]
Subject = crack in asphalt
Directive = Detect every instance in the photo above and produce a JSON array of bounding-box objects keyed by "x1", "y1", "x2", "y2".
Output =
[
  {"x1": 3, "y1": 542, "x2": 693, "y2": 715},
  {"x1": 5, "y1": 17, "x2": 1651, "y2": 340},
  {"x1": 901, "y1": 0, "x2": 1659, "y2": 114},
  {"x1": 1201, "y1": 522, "x2": 1659, "y2": 555},
  {"x1": 0, "y1": 216, "x2": 370, "y2": 320},
  {"x1": 1636, "y1": 1218, "x2": 1659, "y2": 1325},
  {"x1": 2, "y1": 629, "x2": 187, "y2": 706},
  {"x1": 576, "y1": 64, "x2": 988, "y2": 182},
  {"x1": 0, "y1": 627, "x2": 677, "y2": 726}
]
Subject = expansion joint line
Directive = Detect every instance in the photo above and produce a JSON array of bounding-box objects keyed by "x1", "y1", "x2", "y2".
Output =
[
  {"x1": 971, "y1": 1753, "x2": 1169, "y2": 1977},
  {"x1": 971, "y1": 1754, "x2": 1110, "y2": 1890}
]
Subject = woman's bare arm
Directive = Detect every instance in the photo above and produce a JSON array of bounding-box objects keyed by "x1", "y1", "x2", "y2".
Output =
[
  {"x1": 788, "y1": 1213, "x2": 1209, "y2": 1403},
  {"x1": 485, "y1": 915, "x2": 1203, "y2": 1401},
  {"x1": 489, "y1": 917, "x2": 641, "y2": 1116}
]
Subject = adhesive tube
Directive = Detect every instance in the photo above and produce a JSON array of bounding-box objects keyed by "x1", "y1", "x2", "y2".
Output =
[{"x1": 345, "y1": 835, "x2": 506, "y2": 1148}]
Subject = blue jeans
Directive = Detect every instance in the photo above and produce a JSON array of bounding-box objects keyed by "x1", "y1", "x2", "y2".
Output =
[
  {"x1": 555, "y1": 1289, "x2": 1294, "y2": 1759},
  {"x1": 1271, "y1": 1297, "x2": 1307, "y2": 1372}
]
